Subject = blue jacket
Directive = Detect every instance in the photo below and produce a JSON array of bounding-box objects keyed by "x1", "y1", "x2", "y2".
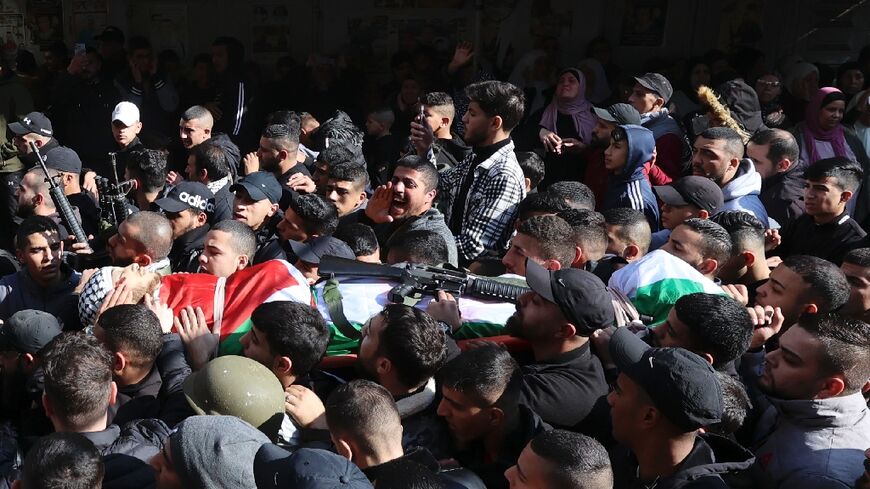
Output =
[{"x1": 603, "y1": 125, "x2": 661, "y2": 231}]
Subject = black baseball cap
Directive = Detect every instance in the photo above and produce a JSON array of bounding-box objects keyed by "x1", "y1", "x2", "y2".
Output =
[
  {"x1": 653, "y1": 176, "x2": 724, "y2": 213},
  {"x1": 254, "y1": 444, "x2": 372, "y2": 489},
  {"x1": 634, "y1": 72, "x2": 674, "y2": 104},
  {"x1": 289, "y1": 236, "x2": 355, "y2": 265},
  {"x1": 9, "y1": 112, "x2": 53, "y2": 137},
  {"x1": 42, "y1": 146, "x2": 83, "y2": 174},
  {"x1": 525, "y1": 259, "x2": 615, "y2": 336},
  {"x1": 154, "y1": 181, "x2": 215, "y2": 215},
  {"x1": 94, "y1": 26, "x2": 125, "y2": 43},
  {"x1": 0, "y1": 310, "x2": 62, "y2": 354},
  {"x1": 593, "y1": 103, "x2": 642, "y2": 125},
  {"x1": 610, "y1": 328, "x2": 723, "y2": 432},
  {"x1": 230, "y1": 172, "x2": 282, "y2": 205}
]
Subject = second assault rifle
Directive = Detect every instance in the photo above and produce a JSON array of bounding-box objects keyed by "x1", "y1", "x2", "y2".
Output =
[
  {"x1": 318, "y1": 255, "x2": 530, "y2": 303},
  {"x1": 30, "y1": 141, "x2": 91, "y2": 253}
]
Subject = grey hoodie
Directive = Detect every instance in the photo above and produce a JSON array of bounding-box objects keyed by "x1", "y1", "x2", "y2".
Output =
[
  {"x1": 750, "y1": 392, "x2": 870, "y2": 489},
  {"x1": 719, "y1": 158, "x2": 770, "y2": 227},
  {"x1": 171, "y1": 415, "x2": 270, "y2": 489}
]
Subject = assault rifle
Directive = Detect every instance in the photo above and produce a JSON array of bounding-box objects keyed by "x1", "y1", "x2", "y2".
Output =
[
  {"x1": 30, "y1": 141, "x2": 91, "y2": 252},
  {"x1": 318, "y1": 255, "x2": 530, "y2": 303}
]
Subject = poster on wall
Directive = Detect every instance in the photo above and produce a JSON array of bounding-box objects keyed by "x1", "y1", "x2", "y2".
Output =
[
  {"x1": 620, "y1": 0, "x2": 668, "y2": 47},
  {"x1": 481, "y1": 0, "x2": 574, "y2": 73},
  {"x1": 70, "y1": 0, "x2": 107, "y2": 45},
  {"x1": 26, "y1": 0, "x2": 64, "y2": 49},
  {"x1": 251, "y1": 3, "x2": 291, "y2": 55},
  {"x1": 128, "y1": 3, "x2": 189, "y2": 59},
  {"x1": 717, "y1": 0, "x2": 763, "y2": 51}
]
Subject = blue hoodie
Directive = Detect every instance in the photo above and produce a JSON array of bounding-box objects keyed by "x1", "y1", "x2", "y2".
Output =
[{"x1": 603, "y1": 125, "x2": 660, "y2": 231}]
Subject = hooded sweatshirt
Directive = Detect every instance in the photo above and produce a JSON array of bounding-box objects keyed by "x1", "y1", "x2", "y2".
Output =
[
  {"x1": 749, "y1": 392, "x2": 870, "y2": 489},
  {"x1": 640, "y1": 108, "x2": 689, "y2": 178},
  {"x1": 171, "y1": 415, "x2": 269, "y2": 489},
  {"x1": 719, "y1": 158, "x2": 770, "y2": 227},
  {"x1": 603, "y1": 124, "x2": 661, "y2": 232}
]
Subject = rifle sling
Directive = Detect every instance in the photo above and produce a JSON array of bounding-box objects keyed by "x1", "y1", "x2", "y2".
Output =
[{"x1": 322, "y1": 278, "x2": 362, "y2": 340}]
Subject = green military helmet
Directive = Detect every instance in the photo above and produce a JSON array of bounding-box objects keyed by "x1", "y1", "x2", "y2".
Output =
[{"x1": 183, "y1": 355, "x2": 284, "y2": 441}]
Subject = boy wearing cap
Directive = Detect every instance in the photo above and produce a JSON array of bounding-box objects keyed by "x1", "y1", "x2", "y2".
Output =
[
  {"x1": 629, "y1": 72, "x2": 688, "y2": 179},
  {"x1": 288, "y1": 235, "x2": 355, "y2": 284},
  {"x1": 230, "y1": 171, "x2": 286, "y2": 264},
  {"x1": 154, "y1": 181, "x2": 214, "y2": 273},
  {"x1": 650, "y1": 175, "x2": 724, "y2": 250},
  {"x1": 607, "y1": 332, "x2": 754, "y2": 489}
]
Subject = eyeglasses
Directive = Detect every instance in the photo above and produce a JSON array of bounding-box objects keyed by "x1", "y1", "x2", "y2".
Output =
[{"x1": 756, "y1": 80, "x2": 781, "y2": 88}]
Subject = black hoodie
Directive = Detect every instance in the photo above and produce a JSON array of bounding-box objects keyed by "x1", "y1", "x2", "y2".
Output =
[{"x1": 610, "y1": 433, "x2": 755, "y2": 489}]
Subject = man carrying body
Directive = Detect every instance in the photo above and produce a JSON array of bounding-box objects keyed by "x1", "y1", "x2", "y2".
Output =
[
  {"x1": 229, "y1": 172, "x2": 285, "y2": 264},
  {"x1": 153, "y1": 181, "x2": 214, "y2": 273},
  {"x1": 107, "y1": 210, "x2": 173, "y2": 274}
]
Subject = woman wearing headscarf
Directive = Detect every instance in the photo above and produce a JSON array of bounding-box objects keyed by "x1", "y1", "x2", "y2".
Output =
[
  {"x1": 781, "y1": 61, "x2": 819, "y2": 123},
  {"x1": 537, "y1": 67, "x2": 596, "y2": 186},
  {"x1": 793, "y1": 87, "x2": 870, "y2": 225}
]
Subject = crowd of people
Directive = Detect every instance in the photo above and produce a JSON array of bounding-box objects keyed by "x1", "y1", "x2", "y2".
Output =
[{"x1": 0, "y1": 24, "x2": 870, "y2": 489}]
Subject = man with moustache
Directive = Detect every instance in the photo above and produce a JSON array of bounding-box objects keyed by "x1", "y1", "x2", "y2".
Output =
[{"x1": 507, "y1": 259, "x2": 611, "y2": 430}]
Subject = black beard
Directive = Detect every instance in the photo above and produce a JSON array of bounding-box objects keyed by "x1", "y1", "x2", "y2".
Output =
[{"x1": 505, "y1": 314, "x2": 525, "y2": 339}]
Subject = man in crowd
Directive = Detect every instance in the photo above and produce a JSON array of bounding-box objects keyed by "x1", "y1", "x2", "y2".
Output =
[
  {"x1": 841, "y1": 247, "x2": 870, "y2": 323},
  {"x1": 602, "y1": 207, "x2": 651, "y2": 263},
  {"x1": 773, "y1": 157, "x2": 866, "y2": 265},
  {"x1": 745, "y1": 312, "x2": 870, "y2": 488},
  {"x1": 501, "y1": 215, "x2": 576, "y2": 276},
  {"x1": 0, "y1": 217, "x2": 81, "y2": 329},
  {"x1": 17, "y1": 432, "x2": 105, "y2": 489},
  {"x1": 107, "y1": 210, "x2": 173, "y2": 274},
  {"x1": 628, "y1": 73, "x2": 686, "y2": 180},
  {"x1": 325, "y1": 163, "x2": 368, "y2": 225},
  {"x1": 114, "y1": 36, "x2": 178, "y2": 141},
  {"x1": 504, "y1": 430, "x2": 613, "y2": 489},
  {"x1": 436, "y1": 346, "x2": 549, "y2": 489},
  {"x1": 711, "y1": 211, "x2": 771, "y2": 303},
  {"x1": 178, "y1": 105, "x2": 213, "y2": 151},
  {"x1": 16, "y1": 164, "x2": 85, "y2": 242},
  {"x1": 692, "y1": 127, "x2": 769, "y2": 226},
  {"x1": 110, "y1": 101, "x2": 145, "y2": 170},
  {"x1": 363, "y1": 155, "x2": 458, "y2": 266},
  {"x1": 154, "y1": 181, "x2": 214, "y2": 272},
  {"x1": 439, "y1": 81, "x2": 526, "y2": 265},
  {"x1": 746, "y1": 128, "x2": 806, "y2": 226},
  {"x1": 288, "y1": 235, "x2": 355, "y2": 284},
  {"x1": 125, "y1": 148, "x2": 167, "y2": 211},
  {"x1": 230, "y1": 172, "x2": 285, "y2": 264},
  {"x1": 651, "y1": 175, "x2": 723, "y2": 250},
  {"x1": 660, "y1": 218, "x2": 733, "y2": 281},
  {"x1": 277, "y1": 193, "x2": 338, "y2": 246},
  {"x1": 254, "y1": 122, "x2": 311, "y2": 208},
  {"x1": 38, "y1": 146, "x2": 101, "y2": 239},
  {"x1": 198, "y1": 219, "x2": 257, "y2": 277},
  {"x1": 587, "y1": 104, "x2": 645, "y2": 204},
  {"x1": 185, "y1": 137, "x2": 235, "y2": 223}
]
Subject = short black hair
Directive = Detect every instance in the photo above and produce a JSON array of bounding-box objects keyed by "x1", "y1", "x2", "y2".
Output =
[
  {"x1": 673, "y1": 293, "x2": 753, "y2": 367},
  {"x1": 421, "y1": 91, "x2": 455, "y2": 120},
  {"x1": 529, "y1": 430, "x2": 613, "y2": 489},
  {"x1": 393, "y1": 155, "x2": 439, "y2": 193},
  {"x1": 41, "y1": 333, "x2": 113, "y2": 429},
  {"x1": 250, "y1": 301, "x2": 329, "y2": 377},
  {"x1": 547, "y1": 181, "x2": 596, "y2": 210},
  {"x1": 289, "y1": 194, "x2": 339, "y2": 237},
  {"x1": 15, "y1": 215, "x2": 60, "y2": 250},
  {"x1": 387, "y1": 229, "x2": 449, "y2": 266},
  {"x1": 803, "y1": 157, "x2": 863, "y2": 193},
  {"x1": 516, "y1": 151, "x2": 545, "y2": 189},
  {"x1": 324, "y1": 380, "x2": 402, "y2": 456},
  {"x1": 796, "y1": 312, "x2": 870, "y2": 393},
  {"x1": 316, "y1": 141, "x2": 362, "y2": 169},
  {"x1": 328, "y1": 162, "x2": 370, "y2": 189},
  {"x1": 557, "y1": 209, "x2": 608, "y2": 258},
  {"x1": 126, "y1": 148, "x2": 168, "y2": 193},
  {"x1": 698, "y1": 127, "x2": 745, "y2": 159},
  {"x1": 378, "y1": 304, "x2": 447, "y2": 389},
  {"x1": 749, "y1": 128, "x2": 799, "y2": 163},
  {"x1": 309, "y1": 111, "x2": 364, "y2": 151},
  {"x1": 211, "y1": 219, "x2": 257, "y2": 258},
  {"x1": 602, "y1": 207, "x2": 652, "y2": 254},
  {"x1": 368, "y1": 459, "x2": 449, "y2": 489},
  {"x1": 96, "y1": 304, "x2": 163, "y2": 368},
  {"x1": 517, "y1": 192, "x2": 571, "y2": 220},
  {"x1": 464, "y1": 81, "x2": 525, "y2": 131},
  {"x1": 709, "y1": 211, "x2": 765, "y2": 252},
  {"x1": 191, "y1": 138, "x2": 233, "y2": 180},
  {"x1": 22, "y1": 432, "x2": 104, "y2": 489},
  {"x1": 334, "y1": 223, "x2": 379, "y2": 257},
  {"x1": 781, "y1": 255, "x2": 851, "y2": 312},
  {"x1": 679, "y1": 218, "x2": 733, "y2": 270},
  {"x1": 517, "y1": 215, "x2": 577, "y2": 267},
  {"x1": 262, "y1": 123, "x2": 300, "y2": 151},
  {"x1": 843, "y1": 247, "x2": 870, "y2": 267},
  {"x1": 436, "y1": 345, "x2": 521, "y2": 411},
  {"x1": 707, "y1": 371, "x2": 751, "y2": 436}
]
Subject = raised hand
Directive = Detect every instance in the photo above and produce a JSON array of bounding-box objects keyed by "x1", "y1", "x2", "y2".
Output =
[{"x1": 364, "y1": 182, "x2": 395, "y2": 224}]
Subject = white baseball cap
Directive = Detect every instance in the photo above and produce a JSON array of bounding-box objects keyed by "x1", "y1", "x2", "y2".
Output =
[{"x1": 112, "y1": 101, "x2": 140, "y2": 126}]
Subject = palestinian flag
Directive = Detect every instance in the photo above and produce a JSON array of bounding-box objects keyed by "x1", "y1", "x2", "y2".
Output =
[
  {"x1": 159, "y1": 260, "x2": 311, "y2": 355},
  {"x1": 608, "y1": 250, "x2": 723, "y2": 325}
]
